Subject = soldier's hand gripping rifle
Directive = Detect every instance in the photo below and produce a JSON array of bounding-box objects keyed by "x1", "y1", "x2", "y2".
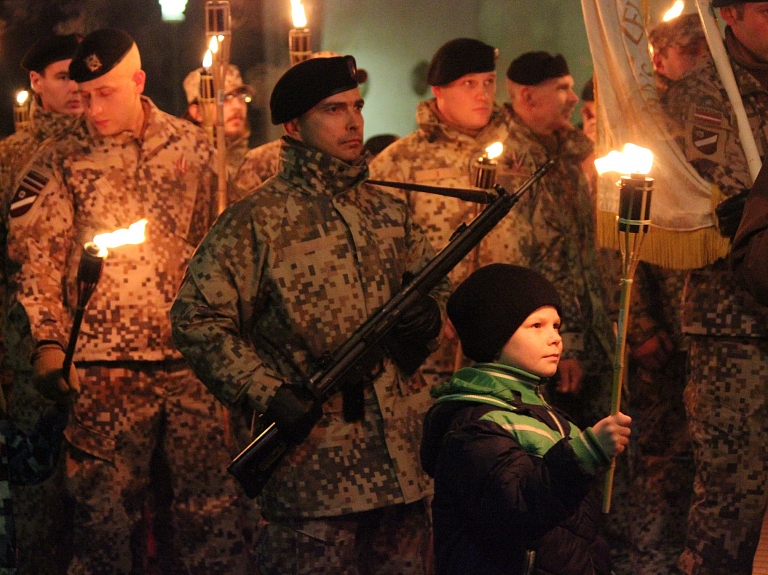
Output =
[{"x1": 228, "y1": 160, "x2": 555, "y2": 498}]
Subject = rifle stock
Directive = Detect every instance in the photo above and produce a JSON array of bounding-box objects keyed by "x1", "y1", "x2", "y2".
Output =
[{"x1": 228, "y1": 160, "x2": 554, "y2": 498}]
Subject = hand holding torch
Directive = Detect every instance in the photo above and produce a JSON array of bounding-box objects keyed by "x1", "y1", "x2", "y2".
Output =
[{"x1": 594, "y1": 144, "x2": 653, "y2": 513}]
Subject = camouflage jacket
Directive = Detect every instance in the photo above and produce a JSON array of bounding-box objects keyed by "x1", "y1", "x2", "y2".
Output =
[
  {"x1": 0, "y1": 103, "x2": 79, "y2": 371},
  {"x1": 171, "y1": 137, "x2": 447, "y2": 518},
  {"x1": 226, "y1": 128, "x2": 251, "y2": 180},
  {"x1": 665, "y1": 50, "x2": 768, "y2": 337},
  {"x1": 233, "y1": 138, "x2": 281, "y2": 196},
  {"x1": 6, "y1": 96, "x2": 220, "y2": 362},
  {"x1": 368, "y1": 100, "x2": 515, "y2": 379},
  {"x1": 499, "y1": 107, "x2": 614, "y2": 368}
]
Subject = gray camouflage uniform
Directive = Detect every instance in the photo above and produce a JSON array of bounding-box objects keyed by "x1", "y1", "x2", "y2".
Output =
[
  {"x1": 368, "y1": 100, "x2": 513, "y2": 386},
  {"x1": 172, "y1": 136, "x2": 447, "y2": 574},
  {"x1": 5, "y1": 96, "x2": 249, "y2": 575},
  {"x1": 664, "y1": 36, "x2": 768, "y2": 575},
  {"x1": 0, "y1": 100, "x2": 78, "y2": 575}
]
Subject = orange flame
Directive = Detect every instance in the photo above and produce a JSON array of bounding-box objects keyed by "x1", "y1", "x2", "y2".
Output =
[{"x1": 92, "y1": 219, "x2": 148, "y2": 257}]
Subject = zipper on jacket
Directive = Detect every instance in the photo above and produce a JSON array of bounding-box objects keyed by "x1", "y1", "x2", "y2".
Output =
[{"x1": 536, "y1": 384, "x2": 566, "y2": 438}]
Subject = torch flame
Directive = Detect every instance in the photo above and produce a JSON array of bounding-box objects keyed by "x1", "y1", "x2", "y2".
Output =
[
  {"x1": 202, "y1": 50, "x2": 213, "y2": 69},
  {"x1": 208, "y1": 36, "x2": 219, "y2": 55},
  {"x1": 485, "y1": 142, "x2": 503, "y2": 160},
  {"x1": 16, "y1": 90, "x2": 29, "y2": 106},
  {"x1": 595, "y1": 143, "x2": 654, "y2": 176},
  {"x1": 291, "y1": 0, "x2": 307, "y2": 28},
  {"x1": 663, "y1": 0, "x2": 684, "y2": 21},
  {"x1": 92, "y1": 219, "x2": 148, "y2": 256}
]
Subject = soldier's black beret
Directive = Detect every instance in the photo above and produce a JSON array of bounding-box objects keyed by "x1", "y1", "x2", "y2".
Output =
[
  {"x1": 270, "y1": 55, "x2": 359, "y2": 125},
  {"x1": 69, "y1": 29, "x2": 135, "y2": 83},
  {"x1": 427, "y1": 38, "x2": 498, "y2": 86},
  {"x1": 712, "y1": 0, "x2": 762, "y2": 6},
  {"x1": 507, "y1": 51, "x2": 571, "y2": 85},
  {"x1": 21, "y1": 34, "x2": 83, "y2": 73}
]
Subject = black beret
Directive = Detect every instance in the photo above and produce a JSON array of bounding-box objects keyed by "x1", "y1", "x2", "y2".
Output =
[
  {"x1": 447, "y1": 264, "x2": 562, "y2": 363},
  {"x1": 507, "y1": 51, "x2": 571, "y2": 85},
  {"x1": 427, "y1": 38, "x2": 498, "y2": 86},
  {"x1": 69, "y1": 28, "x2": 135, "y2": 83},
  {"x1": 270, "y1": 55, "x2": 358, "y2": 125},
  {"x1": 21, "y1": 34, "x2": 83, "y2": 73},
  {"x1": 712, "y1": 0, "x2": 762, "y2": 6}
]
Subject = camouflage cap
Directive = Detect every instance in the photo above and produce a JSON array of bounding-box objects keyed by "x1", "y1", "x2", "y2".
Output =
[
  {"x1": 447, "y1": 264, "x2": 562, "y2": 363},
  {"x1": 648, "y1": 14, "x2": 705, "y2": 55},
  {"x1": 69, "y1": 28, "x2": 135, "y2": 83},
  {"x1": 427, "y1": 38, "x2": 498, "y2": 86},
  {"x1": 270, "y1": 55, "x2": 358, "y2": 125},
  {"x1": 507, "y1": 51, "x2": 570, "y2": 85},
  {"x1": 21, "y1": 33, "x2": 83, "y2": 73},
  {"x1": 183, "y1": 64, "x2": 255, "y2": 104}
]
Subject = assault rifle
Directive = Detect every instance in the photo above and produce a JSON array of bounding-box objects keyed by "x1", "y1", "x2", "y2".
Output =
[{"x1": 228, "y1": 160, "x2": 554, "y2": 497}]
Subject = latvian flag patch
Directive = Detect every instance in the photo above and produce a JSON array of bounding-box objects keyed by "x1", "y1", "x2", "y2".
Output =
[
  {"x1": 10, "y1": 169, "x2": 48, "y2": 218},
  {"x1": 693, "y1": 107, "x2": 723, "y2": 128}
]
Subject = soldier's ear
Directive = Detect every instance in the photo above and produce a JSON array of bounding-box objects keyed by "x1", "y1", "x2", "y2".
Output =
[
  {"x1": 283, "y1": 118, "x2": 302, "y2": 141},
  {"x1": 132, "y1": 69, "x2": 146, "y2": 95}
]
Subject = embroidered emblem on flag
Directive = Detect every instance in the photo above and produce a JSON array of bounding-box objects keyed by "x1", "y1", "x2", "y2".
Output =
[
  {"x1": 9, "y1": 170, "x2": 48, "y2": 218},
  {"x1": 692, "y1": 127, "x2": 719, "y2": 155},
  {"x1": 693, "y1": 107, "x2": 723, "y2": 128}
]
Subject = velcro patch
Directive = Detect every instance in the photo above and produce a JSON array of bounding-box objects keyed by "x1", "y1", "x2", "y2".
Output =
[
  {"x1": 693, "y1": 107, "x2": 723, "y2": 128},
  {"x1": 692, "y1": 127, "x2": 719, "y2": 155},
  {"x1": 9, "y1": 169, "x2": 48, "y2": 218}
]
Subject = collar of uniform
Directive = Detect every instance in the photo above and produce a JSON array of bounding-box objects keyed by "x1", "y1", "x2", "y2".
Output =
[
  {"x1": 28, "y1": 99, "x2": 78, "y2": 141},
  {"x1": 277, "y1": 135, "x2": 369, "y2": 197},
  {"x1": 416, "y1": 99, "x2": 507, "y2": 144}
]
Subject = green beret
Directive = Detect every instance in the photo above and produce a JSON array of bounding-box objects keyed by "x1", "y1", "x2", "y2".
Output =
[
  {"x1": 270, "y1": 56, "x2": 358, "y2": 125},
  {"x1": 21, "y1": 34, "x2": 83, "y2": 73},
  {"x1": 69, "y1": 28, "x2": 135, "y2": 83},
  {"x1": 507, "y1": 51, "x2": 571, "y2": 85},
  {"x1": 427, "y1": 38, "x2": 498, "y2": 86}
]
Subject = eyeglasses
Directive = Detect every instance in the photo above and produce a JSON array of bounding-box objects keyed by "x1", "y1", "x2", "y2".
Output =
[{"x1": 224, "y1": 92, "x2": 251, "y2": 104}]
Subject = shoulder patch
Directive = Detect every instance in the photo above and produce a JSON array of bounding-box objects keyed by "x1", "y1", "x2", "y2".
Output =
[
  {"x1": 692, "y1": 126, "x2": 720, "y2": 156},
  {"x1": 10, "y1": 169, "x2": 49, "y2": 218},
  {"x1": 693, "y1": 107, "x2": 724, "y2": 128}
]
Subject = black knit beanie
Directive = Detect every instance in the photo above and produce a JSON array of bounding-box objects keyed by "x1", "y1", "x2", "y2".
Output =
[{"x1": 447, "y1": 264, "x2": 562, "y2": 363}]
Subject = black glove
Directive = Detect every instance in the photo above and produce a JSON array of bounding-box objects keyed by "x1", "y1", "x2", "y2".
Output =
[
  {"x1": 386, "y1": 273, "x2": 442, "y2": 375},
  {"x1": 264, "y1": 383, "x2": 323, "y2": 444},
  {"x1": 716, "y1": 189, "x2": 749, "y2": 240}
]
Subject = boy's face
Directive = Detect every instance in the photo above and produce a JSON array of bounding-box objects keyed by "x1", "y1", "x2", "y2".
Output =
[{"x1": 497, "y1": 305, "x2": 562, "y2": 377}]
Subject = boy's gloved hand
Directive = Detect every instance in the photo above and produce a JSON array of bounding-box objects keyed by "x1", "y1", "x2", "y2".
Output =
[
  {"x1": 591, "y1": 412, "x2": 632, "y2": 459},
  {"x1": 32, "y1": 343, "x2": 80, "y2": 403},
  {"x1": 264, "y1": 382, "x2": 323, "y2": 444}
]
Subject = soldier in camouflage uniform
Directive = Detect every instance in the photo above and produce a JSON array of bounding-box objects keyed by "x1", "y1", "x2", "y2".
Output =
[
  {"x1": 368, "y1": 38, "x2": 513, "y2": 388},
  {"x1": 182, "y1": 64, "x2": 255, "y2": 178},
  {"x1": 5, "y1": 29, "x2": 249, "y2": 575},
  {"x1": 0, "y1": 33, "x2": 83, "y2": 575},
  {"x1": 233, "y1": 138, "x2": 278, "y2": 194},
  {"x1": 171, "y1": 55, "x2": 448, "y2": 575},
  {"x1": 663, "y1": 2, "x2": 768, "y2": 573}
]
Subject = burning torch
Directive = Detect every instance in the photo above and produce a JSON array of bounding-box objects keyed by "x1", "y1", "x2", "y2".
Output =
[
  {"x1": 205, "y1": 0, "x2": 232, "y2": 215},
  {"x1": 451, "y1": 142, "x2": 504, "y2": 371},
  {"x1": 14, "y1": 90, "x2": 30, "y2": 133},
  {"x1": 289, "y1": 0, "x2": 311, "y2": 65},
  {"x1": 594, "y1": 144, "x2": 654, "y2": 513},
  {"x1": 62, "y1": 220, "x2": 148, "y2": 380},
  {"x1": 199, "y1": 48, "x2": 216, "y2": 142}
]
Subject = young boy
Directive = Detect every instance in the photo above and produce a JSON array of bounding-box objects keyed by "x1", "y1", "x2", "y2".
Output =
[{"x1": 421, "y1": 264, "x2": 631, "y2": 575}]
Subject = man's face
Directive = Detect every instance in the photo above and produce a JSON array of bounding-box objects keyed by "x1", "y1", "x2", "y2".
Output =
[
  {"x1": 287, "y1": 87, "x2": 364, "y2": 163},
  {"x1": 432, "y1": 71, "x2": 496, "y2": 132},
  {"x1": 722, "y1": 2, "x2": 768, "y2": 61},
  {"x1": 527, "y1": 75, "x2": 579, "y2": 134},
  {"x1": 30, "y1": 59, "x2": 82, "y2": 115},
  {"x1": 653, "y1": 38, "x2": 709, "y2": 81},
  {"x1": 78, "y1": 67, "x2": 145, "y2": 136},
  {"x1": 222, "y1": 91, "x2": 248, "y2": 138}
]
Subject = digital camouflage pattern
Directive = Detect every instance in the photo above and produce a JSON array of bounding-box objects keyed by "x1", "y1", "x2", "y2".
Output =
[
  {"x1": 172, "y1": 137, "x2": 448, "y2": 521},
  {"x1": 5, "y1": 96, "x2": 249, "y2": 575},
  {"x1": 499, "y1": 106, "x2": 614, "y2": 381},
  {"x1": 233, "y1": 137, "x2": 280, "y2": 195},
  {"x1": 664, "y1": 47, "x2": 768, "y2": 575},
  {"x1": 0, "y1": 101, "x2": 79, "y2": 575},
  {"x1": 368, "y1": 100, "x2": 513, "y2": 384}
]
